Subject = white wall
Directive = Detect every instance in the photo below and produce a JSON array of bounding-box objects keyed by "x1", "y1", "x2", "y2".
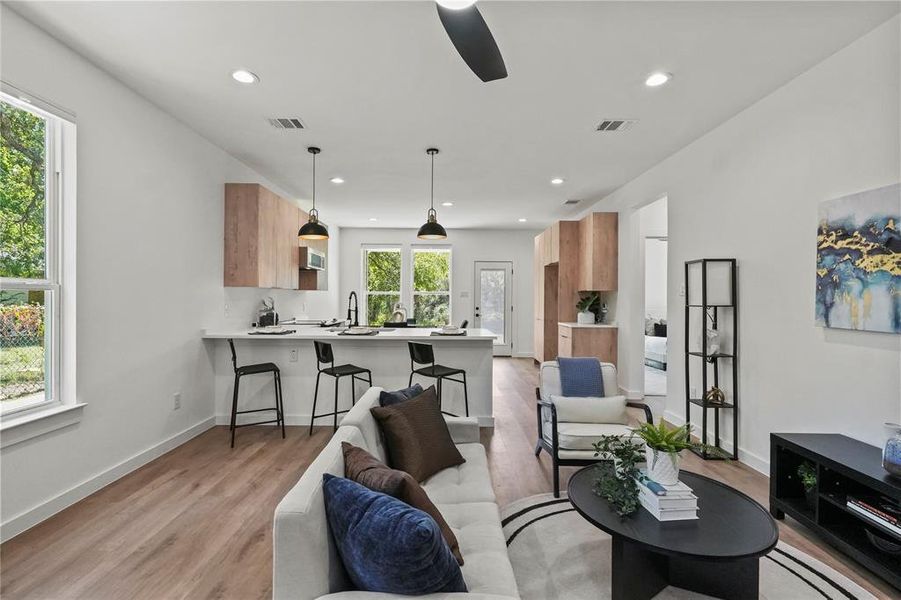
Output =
[
  {"x1": 586, "y1": 16, "x2": 901, "y2": 471},
  {"x1": 0, "y1": 8, "x2": 333, "y2": 539},
  {"x1": 338, "y1": 228, "x2": 539, "y2": 357},
  {"x1": 644, "y1": 239, "x2": 668, "y2": 320}
]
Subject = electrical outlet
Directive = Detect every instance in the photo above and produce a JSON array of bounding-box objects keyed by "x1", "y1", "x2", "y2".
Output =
[
  {"x1": 301, "y1": 302, "x2": 307, "y2": 312},
  {"x1": 690, "y1": 387, "x2": 697, "y2": 399},
  {"x1": 289, "y1": 348, "x2": 299, "y2": 362},
  {"x1": 173, "y1": 392, "x2": 181, "y2": 410},
  {"x1": 224, "y1": 303, "x2": 231, "y2": 317},
  {"x1": 679, "y1": 284, "x2": 686, "y2": 297}
]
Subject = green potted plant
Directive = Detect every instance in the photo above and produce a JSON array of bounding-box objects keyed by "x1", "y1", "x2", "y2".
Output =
[
  {"x1": 592, "y1": 434, "x2": 645, "y2": 517},
  {"x1": 797, "y1": 462, "x2": 817, "y2": 510},
  {"x1": 576, "y1": 292, "x2": 600, "y2": 324},
  {"x1": 634, "y1": 421, "x2": 696, "y2": 485}
]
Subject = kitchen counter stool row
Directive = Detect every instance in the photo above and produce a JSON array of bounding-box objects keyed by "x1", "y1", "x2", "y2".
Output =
[{"x1": 226, "y1": 339, "x2": 470, "y2": 447}]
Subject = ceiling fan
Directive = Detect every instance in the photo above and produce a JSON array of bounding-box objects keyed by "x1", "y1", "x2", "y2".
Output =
[{"x1": 435, "y1": 0, "x2": 507, "y2": 82}]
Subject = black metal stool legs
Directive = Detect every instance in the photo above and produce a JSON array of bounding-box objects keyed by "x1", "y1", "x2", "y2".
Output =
[
  {"x1": 309, "y1": 372, "x2": 322, "y2": 435},
  {"x1": 230, "y1": 374, "x2": 240, "y2": 448}
]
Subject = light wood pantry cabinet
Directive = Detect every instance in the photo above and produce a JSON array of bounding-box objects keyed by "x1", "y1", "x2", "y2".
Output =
[
  {"x1": 533, "y1": 213, "x2": 618, "y2": 363},
  {"x1": 578, "y1": 212, "x2": 618, "y2": 291},
  {"x1": 557, "y1": 324, "x2": 618, "y2": 366},
  {"x1": 224, "y1": 183, "x2": 326, "y2": 290}
]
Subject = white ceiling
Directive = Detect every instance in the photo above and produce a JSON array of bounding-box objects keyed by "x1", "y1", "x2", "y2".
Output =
[{"x1": 9, "y1": 1, "x2": 899, "y2": 229}]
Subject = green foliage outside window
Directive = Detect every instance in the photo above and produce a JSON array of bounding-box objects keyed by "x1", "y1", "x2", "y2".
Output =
[
  {"x1": 1, "y1": 100, "x2": 46, "y2": 280},
  {"x1": 413, "y1": 250, "x2": 450, "y2": 327}
]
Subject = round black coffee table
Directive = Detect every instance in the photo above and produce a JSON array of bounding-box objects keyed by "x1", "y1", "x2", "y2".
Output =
[{"x1": 568, "y1": 466, "x2": 778, "y2": 600}]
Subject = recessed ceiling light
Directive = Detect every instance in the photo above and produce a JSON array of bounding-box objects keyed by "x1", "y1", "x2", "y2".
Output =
[
  {"x1": 645, "y1": 72, "x2": 672, "y2": 87},
  {"x1": 550, "y1": 178, "x2": 565, "y2": 185},
  {"x1": 369, "y1": 218, "x2": 378, "y2": 222},
  {"x1": 330, "y1": 177, "x2": 345, "y2": 184},
  {"x1": 518, "y1": 218, "x2": 528, "y2": 222},
  {"x1": 441, "y1": 202, "x2": 454, "y2": 207},
  {"x1": 231, "y1": 69, "x2": 259, "y2": 84},
  {"x1": 436, "y1": 0, "x2": 477, "y2": 9}
]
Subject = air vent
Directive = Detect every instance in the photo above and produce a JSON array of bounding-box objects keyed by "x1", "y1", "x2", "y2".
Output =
[
  {"x1": 268, "y1": 118, "x2": 305, "y2": 130},
  {"x1": 595, "y1": 119, "x2": 637, "y2": 132},
  {"x1": 564, "y1": 199, "x2": 581, "y2": 206}
]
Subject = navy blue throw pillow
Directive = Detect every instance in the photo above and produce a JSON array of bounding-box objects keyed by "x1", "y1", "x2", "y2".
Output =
[
  {"x1": 322, "y1": 474, "x2": 467, "y2": 594},
  {"x1": 379, "y1": 383, "x2": 424, "y2": 407}
]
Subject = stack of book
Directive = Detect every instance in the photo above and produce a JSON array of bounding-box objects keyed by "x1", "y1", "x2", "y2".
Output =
[
  {"x1": 635, "y1": 471, "x2": 698, "y2": 521},
  {"x1": 846, "y1": 495, "x2": 901, "y2": 538}
]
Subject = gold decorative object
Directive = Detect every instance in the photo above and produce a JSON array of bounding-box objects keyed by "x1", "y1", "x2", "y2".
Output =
[{"x1": 704, "y1": 387, "x2": 726, "y2": 406}]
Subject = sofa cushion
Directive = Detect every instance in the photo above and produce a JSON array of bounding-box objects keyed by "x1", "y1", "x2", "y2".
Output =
[
  {"x1": 543, "y1": 421, "x2": 634, "y2": 451},
  {"x1": 341, "y1": 442, "x2": 463, "y2": 565},
  {"x1": 421, "y1": 443, "x2": 495, "y2": 505},
  {"x1": 549, "y1": 394, "x2": 628, "y2": 424},
  {"x1": 437, "y1": 502, "x2": 520, "y2": 598},
  {"x1": 322, "y1": 474, "x2": 467, "y2": 595},
  {"x1": 378, "y1": 383, "x2": 423, "y2": 407},
  {"x1": 370, "y1": 386, "x2": 465, "y2": 482}
]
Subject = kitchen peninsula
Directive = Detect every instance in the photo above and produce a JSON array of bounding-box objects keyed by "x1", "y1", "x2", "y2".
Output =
[{"x1": 202, "y1": 328, "x2": 497, "y2": 426}]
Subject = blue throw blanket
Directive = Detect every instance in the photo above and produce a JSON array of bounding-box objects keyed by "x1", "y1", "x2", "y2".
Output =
[{"x1": 557, "y1": 357, "x2": 605, "y2": 397}]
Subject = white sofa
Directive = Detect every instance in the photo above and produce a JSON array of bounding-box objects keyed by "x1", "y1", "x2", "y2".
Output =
[{"x1": 273, "y1": 387, "x2": 520, "y2": 600}]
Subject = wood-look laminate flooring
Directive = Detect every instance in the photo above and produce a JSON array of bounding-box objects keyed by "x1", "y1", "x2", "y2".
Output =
[{"x1": 1, "y1": 358, "x2": 895, "y2": 599}]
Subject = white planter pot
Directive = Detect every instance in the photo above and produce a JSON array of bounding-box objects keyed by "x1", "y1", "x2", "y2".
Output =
[
  {"x1": 645, "y1": 447, "x2": 681, "y2": 485},
  {"x1": 577, "y1": 311, "x2": 595, "y2": 324}
]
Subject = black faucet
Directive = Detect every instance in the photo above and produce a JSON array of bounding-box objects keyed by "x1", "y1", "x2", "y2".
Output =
[{"x1": 347, "y1": 291, "x2": 359, "y2": 327}]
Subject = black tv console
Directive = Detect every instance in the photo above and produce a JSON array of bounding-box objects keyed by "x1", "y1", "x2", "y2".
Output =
[{"x1": 770, "y1": 433, "x2": 900, "y2": 591}]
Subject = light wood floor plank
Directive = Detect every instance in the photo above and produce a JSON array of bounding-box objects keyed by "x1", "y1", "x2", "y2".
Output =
[{"x1": 0, "y1": 358, "x2": 894, "y2": 599}]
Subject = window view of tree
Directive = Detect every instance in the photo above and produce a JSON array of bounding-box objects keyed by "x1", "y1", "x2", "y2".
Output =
[
  {"x1": 1, "y1": 99, "x2": 50, "y2": 406},
  {"x1": 413, "y1": 249, "x2": 451, "y2": 327},
  {"x1": 364, "y1": 248, "x2": 401, "y2": 325}
]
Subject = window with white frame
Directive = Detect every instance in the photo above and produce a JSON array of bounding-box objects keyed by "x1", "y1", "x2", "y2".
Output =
[
  {"x1": 0, "y1": 93, "x2": 64, "y2": 415},
  {"x1": 412, "y1": 247, "x2": 451, "y2": 327},
  {"x1": 363, "y1": 247, "x2": 402, "y2": 326}
]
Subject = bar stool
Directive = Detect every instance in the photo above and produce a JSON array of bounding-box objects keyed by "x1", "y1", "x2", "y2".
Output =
[
  {"x1": 227, "y1": 339, "x2": 285, "y2": 448},
  {"x1": 309, "y1": 341, "x2": 373, "y2": 434},
  {"x1": 407, "y1": 341, "x2": 469, "y2": 417}
]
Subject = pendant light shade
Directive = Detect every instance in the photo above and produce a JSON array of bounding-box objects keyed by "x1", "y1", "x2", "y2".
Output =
[
  {"x1": 299, "y1": 146, "x2": 329, "y2": 240},
  {"x1": 417, "y1": 148, "x2": 447, "y2": 240}
]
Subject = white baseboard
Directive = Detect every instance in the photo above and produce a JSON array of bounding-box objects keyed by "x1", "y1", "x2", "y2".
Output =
[
  {"x1": 662, "y1": 409, "x2": 769, "y2": 475},
  {"x1": 512, "y1": 352, "x2": 534, "y2": 359},
  {"x1": 1, "y1": 417, "x2": 216, "y2": 543},
  {"x1": 215, "y1": 413, "x2": 496, "y2": 428}
]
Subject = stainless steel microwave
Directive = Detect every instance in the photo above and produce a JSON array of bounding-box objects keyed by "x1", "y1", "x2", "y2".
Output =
[{"x1": 299, "y1": 247, "x2": 326, "y2": 271}]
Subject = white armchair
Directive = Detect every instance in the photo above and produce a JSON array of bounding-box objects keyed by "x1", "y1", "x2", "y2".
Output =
[{"x1": 534, "y1": 360, "x2": 653, "y2": 497}]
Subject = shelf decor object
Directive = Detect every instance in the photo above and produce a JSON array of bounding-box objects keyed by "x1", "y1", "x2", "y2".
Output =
[
  {"x1": 770, "y1": 433, "x2": 901, "y2": 591},
  {"x1": 684, "y1": 258, "x2": 738, "y2": 460},
  {"x1": 884, "y1": 423, "x2": 901, "y2": 478}
]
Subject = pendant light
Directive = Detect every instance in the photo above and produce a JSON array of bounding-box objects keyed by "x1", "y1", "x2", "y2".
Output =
[
  {"x1": 417, "y1": 148, "x2": 448, "y2": 240},
  {"x1": 298, "y1": 146, "x2": 329, "y2": 240}
]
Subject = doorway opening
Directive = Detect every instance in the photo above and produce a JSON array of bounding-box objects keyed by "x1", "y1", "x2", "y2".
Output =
[
  {"x1": 474, "y1": 261, "x2": 513, "y2": 356},
  {"x1": 641, "y1": 197, "x2": 668, "y2": 398}
]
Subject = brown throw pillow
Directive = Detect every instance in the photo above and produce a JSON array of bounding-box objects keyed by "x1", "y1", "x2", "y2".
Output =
[
  {"x1": 341, "y1": 442, "x2": 464, "y2": 565},
  {"x1": 369, "y1": 385, "x2": 466, "y2": 482}
]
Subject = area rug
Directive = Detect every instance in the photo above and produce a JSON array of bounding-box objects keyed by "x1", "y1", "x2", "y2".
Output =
[{"x1": 500, "y1": 494, "x2": 875, "y2": 600}]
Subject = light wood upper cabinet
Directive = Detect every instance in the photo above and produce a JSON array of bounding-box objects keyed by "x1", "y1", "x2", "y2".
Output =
[
  {"x1": 225, "y1": 183, "x2": 326, "y2": 290},
  {"x1": 578, "y1": 212, "x2": 618, "y2": 291}
]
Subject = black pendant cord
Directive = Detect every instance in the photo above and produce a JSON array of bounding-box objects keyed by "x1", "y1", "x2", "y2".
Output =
[
  {"x1": 311, "y1": 151, "x2": 316, "y2": 213},
  {"x1": 430, "y1": 150, "x2": 435, "y2": 212}
]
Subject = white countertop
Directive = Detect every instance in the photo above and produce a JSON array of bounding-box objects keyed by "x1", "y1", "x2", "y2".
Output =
[
  {"x1": 559, "y1": 322, "x2": 618, "y2": 329},
  {"x1": 202, "y1": 326, "x2": 497, "y2": 341}
]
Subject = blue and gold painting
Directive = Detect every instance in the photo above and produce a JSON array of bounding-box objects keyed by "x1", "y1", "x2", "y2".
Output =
[{"x1": 816, "y1": 183, "x2": 901, "y2": 333}]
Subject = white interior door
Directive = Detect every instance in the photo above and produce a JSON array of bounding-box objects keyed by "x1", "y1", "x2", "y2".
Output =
[{"x1": 474, "y1": 261, "x2": 513, "y2": 356}]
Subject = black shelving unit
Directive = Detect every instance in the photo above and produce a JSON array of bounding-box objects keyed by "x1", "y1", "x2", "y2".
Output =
[
  {"x1": 770, "y1": 433, "x2": 901, "y2": 591},
  {"x1": 684, "y1": 258, "x2": 738, "y2": 460}
]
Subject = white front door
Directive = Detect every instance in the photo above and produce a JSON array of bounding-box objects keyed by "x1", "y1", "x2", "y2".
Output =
[{"x1": 474, "y1": 261, "x2": 513, "y2": 356}]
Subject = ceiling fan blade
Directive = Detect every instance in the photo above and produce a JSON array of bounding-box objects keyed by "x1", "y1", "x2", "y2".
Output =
[{"x1": 436, "y1": 3, "x2": 507, "y2": 82}]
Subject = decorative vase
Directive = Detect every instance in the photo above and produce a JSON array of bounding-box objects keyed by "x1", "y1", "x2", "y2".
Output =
[
  {"x1": 577, "y1": 311, "x2": 595, "y2": 325},
  {"x1": 883, "y1": 423, "x2": 901, "y2": 479},
  {"x1": 599, "y1": 304, "x2": 609, "y2": 324},
  {"x1": 645, "y1": 446, "x2": 681, "y2": 485}
]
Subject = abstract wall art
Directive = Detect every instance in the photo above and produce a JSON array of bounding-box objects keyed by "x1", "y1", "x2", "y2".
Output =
[{"x1": 816, "y1": 183, "x2": 900, "y2": 333}]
